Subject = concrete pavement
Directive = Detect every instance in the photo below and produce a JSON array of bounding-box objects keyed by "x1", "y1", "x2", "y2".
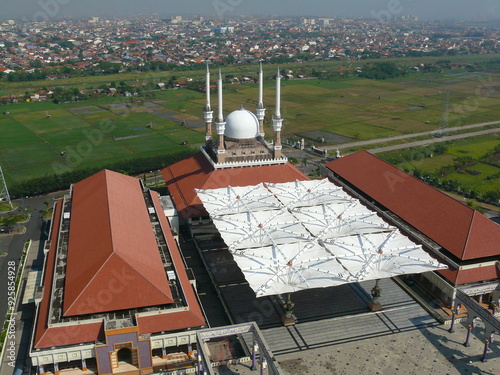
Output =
[
  {"x1": 1, "y1": 192, "x2": 65, "y2": 375},
  {"x1": 276, "y1": 320, "x2": 499, "y2": 375},
  {"x1": 367, "y1": 128, "x2": 500, "y2": 154},
  {"x1": 0, "y1": 240, "x2": 42, "y2": 375},
  {"x1": 324, "y1": 120, "x2": 500, "y2": 151},
  {"x1": 0, "y1": 194, "x2": 52, "y2": 325}
]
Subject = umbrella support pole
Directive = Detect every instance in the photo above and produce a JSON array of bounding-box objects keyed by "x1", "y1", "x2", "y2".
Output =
[
  {"x1": 281, "y1": 294, "x2": 297, "y2": 326},
  {"x1": 368, "y1": 279, "x2": 383, "y2": 311}
]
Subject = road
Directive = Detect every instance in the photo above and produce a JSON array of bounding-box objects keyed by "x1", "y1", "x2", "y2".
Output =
[
  {"x1": 366, "y1": 127, "x2": 500, "y2": 154},
  {"x1": 0, "y1": 195, "x2": 47, "y2": 323},
  {"x1": 0, "y1": 192, "x2": 66, "y2": 375},
  {"x1": 325, "y1": 120, "x2": 500, "y2": 151}
]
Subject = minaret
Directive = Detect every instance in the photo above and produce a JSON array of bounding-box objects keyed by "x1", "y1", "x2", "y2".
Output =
[
  {"x1": 256, "y1": 62, "x2": 266, "y2": 137},
  {"x1": 215, "y1": 68, "x2": 226, "y2": 162},
  {"x1": 272, "y1": 67, "x2": 283, "y2": 159},
  {"x1": 203, "y1": 64, "x2": 213, "y2": 144}
]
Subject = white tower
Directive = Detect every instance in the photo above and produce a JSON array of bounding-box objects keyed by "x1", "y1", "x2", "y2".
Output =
[
  {"x1": 256, "y1": 62, "x2": 266, "y2": 137},
  {"x1": 0, "y1": 165, "x2": 12, "y2": 209},
  {"x1": 272, "y1": 67, "x2": 283, "y2": 159},
  {"x1": 215, "y1": 69, "x2": 226, "y2": 160},
  {"x1": 203, "y1": 64, "x2": 214, "y2": 143}
]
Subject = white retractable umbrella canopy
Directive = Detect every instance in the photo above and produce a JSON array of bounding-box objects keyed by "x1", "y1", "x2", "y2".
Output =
[
  {"x1": 233, "y1": 241, "x2": 349, "y2": 297},
  {"x1": 196, "y1": 179, "x2": 447, "y2": 298}
]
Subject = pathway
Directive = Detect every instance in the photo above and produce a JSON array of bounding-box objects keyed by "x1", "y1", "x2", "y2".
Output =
[
  {"x1": 367, "y1": 128, "x2": 500, "y2": 154},
  {"x1": 325, "y1": 120, "x2": 500, "y2": 151}
]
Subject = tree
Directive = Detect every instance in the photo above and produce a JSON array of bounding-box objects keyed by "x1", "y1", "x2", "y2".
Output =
[
  {"x1": 2, "y1": 214, "x2": 18, "y2": 233},
  {"x1": 453, "y1": 156, "x2": 475, "y2": 168},
  {"x1": 359, "y1": 62, "x2": 408, "y2": 80},
  {"x1": 412, "y1": 169, "x2": 422, "y2": 178},
  {"x1": 30, "y1": 60, "x2": 43, "y2": 68}
]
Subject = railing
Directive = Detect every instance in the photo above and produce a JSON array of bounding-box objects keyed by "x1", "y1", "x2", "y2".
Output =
[{"x1": 199, "y1": 146, "x2": 287, "y2": 170}]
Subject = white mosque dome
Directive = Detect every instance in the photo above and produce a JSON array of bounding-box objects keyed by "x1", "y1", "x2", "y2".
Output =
[{"x1": 224, "y1": 108, "x2": 260, "y2": 139}]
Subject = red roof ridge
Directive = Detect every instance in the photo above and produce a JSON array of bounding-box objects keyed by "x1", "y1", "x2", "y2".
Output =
[
  {"x1": 357, "y1": 151, "x2": 477, "y2": 213},
  {"x1": 462, "y1": 210, "x2": 500, "y2": 260},
  {"x1": 112, "y1": 251, "x2": 174, "y2": 301},
  {"x1": 325, "y1": 151, "x2": 500, "y2": 261},
  {"x1": 64, "y1": 170, "x2": 173, "y2": 316},
  {"x1": 462, "y1": 210, "x2": 477, "y2": 259},
  {"x1": 63, "y1": 250, "x2": 114, "y2": 315},
  {"x1": 163, "y1": 165, "x2": 191, "y2": 209}
]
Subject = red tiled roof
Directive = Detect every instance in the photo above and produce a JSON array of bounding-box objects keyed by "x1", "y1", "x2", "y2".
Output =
[
  {"x1": 34, "y1": 201, "x2": 104, "y2": 348},
  {"x1": 137, "y1": 191, "x2": 205, "y2": 333},
  {"x1": 34, "y1": 172, "x2": 205, "y2": 349},
  {"x1": 64, "y1": 170, "x2": 172, "y2": 316},
  {"x1": 438, "y1": 264, "x2": 500, "y2": 285},
  {"x1": 162, "y1": 152, "x2": 309, "y2": 218},
  {"x1": 325, "y1": 151, "x2": 500, "y2": 261}
]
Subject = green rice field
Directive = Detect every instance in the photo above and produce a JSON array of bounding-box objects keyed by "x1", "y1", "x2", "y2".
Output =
[
  {"x1": 0, "y1": 68, "x2": 499, "y2": 187},
  {"x1": 397, "y1": 135, "x2": 500, "y2": 196},
  {"x1": 0, "y1": 98, "x2": 205, "y2": 183}
]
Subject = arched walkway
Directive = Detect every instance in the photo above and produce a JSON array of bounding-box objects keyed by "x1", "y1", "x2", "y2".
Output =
[
  {"x1": 453, "y1": 289, "x2": 500, "y2": 362},
  {"x1": 117, "y1": 348, "x2": 132, "y2": 365}
]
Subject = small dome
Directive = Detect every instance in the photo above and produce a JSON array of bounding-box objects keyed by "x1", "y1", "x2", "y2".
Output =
[{"x1": 225, "y1": 108, "x2": 260, "y2": 139}]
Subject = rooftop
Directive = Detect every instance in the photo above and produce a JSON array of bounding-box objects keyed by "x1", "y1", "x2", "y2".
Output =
[
  {"x1": 64, "y1": 170, "x2": 173, "y2": 316},
  {"x1": 196, "y1": 179, "x2": 447, "y2": 297},
  {"x1": 325, "y1": 151, "x2": 500, "y2": 262},
  {"x1": 33, "y1": 170, "x2": 205, "y2": 349},
  {"x1": 162, "y1": 152, "x2": 308, "y2": 218}
]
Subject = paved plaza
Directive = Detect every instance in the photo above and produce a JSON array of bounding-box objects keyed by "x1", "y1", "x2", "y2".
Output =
[
  {"x1": 207, "y1": 278, "x2": 500, "y2": 375},
  {"x1": 182, "y1": 232, "x2": 500, "y2": 375},
  {"x1": 275, "y1": 318, "x2": 499, "y2": 375}
]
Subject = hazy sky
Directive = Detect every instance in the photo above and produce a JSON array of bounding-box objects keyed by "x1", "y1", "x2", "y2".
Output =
[{"x1": 1, "y1": 0, "x2": 499, "y2": 21}]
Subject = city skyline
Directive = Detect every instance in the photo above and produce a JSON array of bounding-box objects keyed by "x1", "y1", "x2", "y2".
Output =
[{"x1": 1, "y1": 0, "x2": 500, "y2": 21}]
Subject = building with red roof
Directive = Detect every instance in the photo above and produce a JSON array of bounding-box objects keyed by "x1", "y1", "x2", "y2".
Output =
[
  {"x1": 30, "y1": 170, "x2": 205, "y2": 375},
  {"x1": 163, "y1": 152, "x2": 308, "y2": 219},
  {"x1": 325, "y1": 151, "x2": 500, "y2": 306}
]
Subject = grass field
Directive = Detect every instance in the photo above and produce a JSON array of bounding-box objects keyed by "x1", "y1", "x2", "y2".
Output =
[
  {"x1": 0, "y1": 67, "x2": 499, "y2": 188},
  {"x1": 397, "y1": 135, "x2": 500, "y2": 195},
  {"x1": 0, "y1": 97, "x2": 205, "y2": 184},
  {"x1": 1, "y1": 53, "x2": 499, "y2": 96}
]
